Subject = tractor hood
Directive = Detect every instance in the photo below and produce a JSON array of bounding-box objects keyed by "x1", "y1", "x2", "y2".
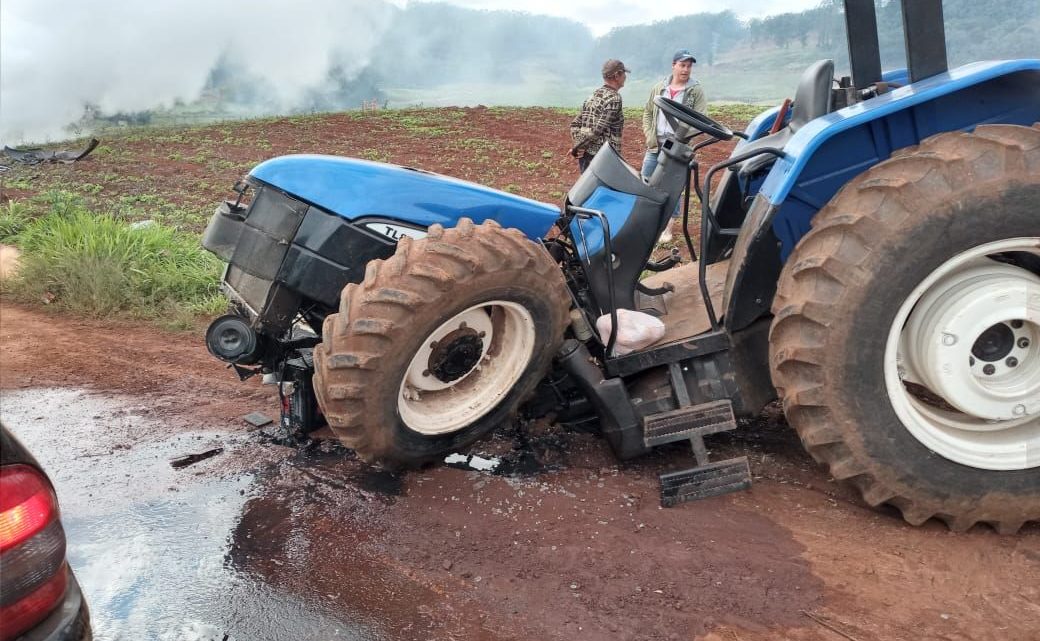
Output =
[{"x1": 249, "y1": 154, "x2": 560, "y2": 239}]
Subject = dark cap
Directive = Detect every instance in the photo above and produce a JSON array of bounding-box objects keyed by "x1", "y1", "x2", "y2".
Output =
[
  {"x1": 673, "y1": 49, "x2": 697, "y2": 63},
  {"x1": 602, "y1": 59, "x2": 631, "y2": 79}
]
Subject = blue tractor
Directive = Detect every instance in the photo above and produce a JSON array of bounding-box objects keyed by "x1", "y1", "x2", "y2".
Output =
[{"x1": 202, "y1": 0, "x2": 1039, "y2": 532}]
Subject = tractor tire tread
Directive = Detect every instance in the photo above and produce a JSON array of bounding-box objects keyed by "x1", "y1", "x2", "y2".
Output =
[
  {"x1": 313, "y1": 218, "x2": 570, "y2": 465},
  {"x1": 769, "y1": 124, "x2": 1040, "y2": 533}
]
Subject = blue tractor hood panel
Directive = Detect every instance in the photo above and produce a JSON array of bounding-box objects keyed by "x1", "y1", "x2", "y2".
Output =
[{"x1": 250, "y1": 155, "x2": 561, "y2": 239}]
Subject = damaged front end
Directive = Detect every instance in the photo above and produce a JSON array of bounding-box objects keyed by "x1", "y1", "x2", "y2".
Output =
[
  {"x1": 201, "y1": 176, "x2": 395, "y2": 373},
  {"x1": 200, "y1": 176, "x2": 397, "y2": 433},
  {"x1": 202, "y1": 178, "x2": 308, "y2": 378}
]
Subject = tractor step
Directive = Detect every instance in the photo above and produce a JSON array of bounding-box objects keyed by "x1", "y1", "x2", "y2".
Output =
[
  {"x1": 659, "y1": 457, "x2": 752, "y2": 507},
  {"x1": 643, "y1": 399, "x2": 736, "y2": 448},
  {"x1": 645, "y1": 388, "x2": 751, "y2": 506}
]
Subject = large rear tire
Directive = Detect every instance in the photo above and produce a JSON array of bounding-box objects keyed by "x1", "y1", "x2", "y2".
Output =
[
  {"x1": 313, "y1": 218, "x2": 570, "y2": 467},
  {"x1": 770, "y1": 124, "x2": 1040, "y2": 533}
]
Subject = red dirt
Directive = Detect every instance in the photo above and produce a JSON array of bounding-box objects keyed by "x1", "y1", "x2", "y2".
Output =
[
  {"x1": 0, "y1": 303, "x2": 278, "y2": 429},
  {"x1": 2, "y1": 302, "x2": 1038, "y2": 641}
]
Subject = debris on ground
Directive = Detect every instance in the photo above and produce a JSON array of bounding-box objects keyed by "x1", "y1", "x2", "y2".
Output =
[
  {"x1": 444, "y1": 452, "x2": 501, "y2": 472},
  {"x1": 242, "y1": 412, "x2": 273, "y2": 428},
  {"x1": 170, "y1": 447, "x2": 224, "y2": 469},
  {"x1": 3, "y1": 138, "x2": 100, "y2": 164}
]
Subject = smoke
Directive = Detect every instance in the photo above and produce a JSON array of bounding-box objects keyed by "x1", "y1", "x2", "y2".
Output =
[
  {"x1": 0, "y1": 0, "x2": 396, "y2": 143},
  {"x1": 441, "y1": 0, "x2": 822, "y2": 36}
]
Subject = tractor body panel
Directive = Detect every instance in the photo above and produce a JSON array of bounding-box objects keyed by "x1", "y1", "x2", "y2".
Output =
[
  {"x1": 721, "y1": 59, "x2": 1040, "y2": 331},
  {"x1": 568, "y1": 187, "x2": 638, "y2": 260},
  {"x1": 735, "y1": 108, "x2": 782, "y2": 148},
  {"x1": 734, "y1": 66, "x2": 908, "y2": 150},
  {"x1": 759, "y1": 59, "x2": 1040, "y2": 259},
  {"x1": 250, "y1": 154, "x2": 561, "y2": 240}
]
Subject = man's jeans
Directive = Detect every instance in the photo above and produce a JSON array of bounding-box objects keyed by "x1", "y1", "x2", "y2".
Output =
[{"x1": 640, "y1": 150, "x2": 659, "y2": 180}]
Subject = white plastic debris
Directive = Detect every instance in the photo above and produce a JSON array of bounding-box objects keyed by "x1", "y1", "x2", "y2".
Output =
[
  {"x1": 468, "y1": 455, "x2": 500, "y2": 472},
  {"x1": 443, "y1": 453, "x2": 501, "y2": 472},
  {"x1": 595, "y1": 309, "x2": 666, "y2": 355}
]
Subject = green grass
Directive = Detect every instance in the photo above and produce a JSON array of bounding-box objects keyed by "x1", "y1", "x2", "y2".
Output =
[
  {"x1": 4, "y1": 194, "x2": 223, "y2": 323},
  {"x1": 709, "y1": 103, "x2": 773, "y2": 122},
  {"x1": 0, "y1": 201, "x2": 32, "y2": 242}
]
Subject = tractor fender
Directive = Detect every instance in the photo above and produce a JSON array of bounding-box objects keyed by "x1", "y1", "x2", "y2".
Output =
[{"x1": 723, "y1": 59, "x2": 1040, "y2": 332}]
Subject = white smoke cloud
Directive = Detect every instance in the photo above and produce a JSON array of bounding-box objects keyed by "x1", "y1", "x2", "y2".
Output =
[
  {"x1": 0, "y1": 0, "x2": 395, "y2": 144},
  {"x1": 435, "y1": 0, "x2": 823, "y2": 36}
]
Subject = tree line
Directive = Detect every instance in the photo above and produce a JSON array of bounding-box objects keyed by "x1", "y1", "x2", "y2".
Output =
[{"x1": 180, "y1": 0, "x2": 1040, "y2": 118}]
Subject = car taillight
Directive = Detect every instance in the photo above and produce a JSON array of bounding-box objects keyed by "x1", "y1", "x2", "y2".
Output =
[
  {"x1": 0, "y1": 465, "x2": 55, "y2": 552},
  {"x1": 0, "y1": 464, "x2": 68, "y2": 641}
]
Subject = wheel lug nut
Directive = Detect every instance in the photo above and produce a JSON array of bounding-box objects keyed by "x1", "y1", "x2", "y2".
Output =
[
  {"x1": 1010, "y1": 319, "x2": 1024, "y2": 329},
  {"x1": 983, "y1": 364, "x2": 996, "y2": 375},
  {"x1": 1006, "y1": 357, "x2": 1018, "y2": 368},
  {"x1": 1019, "y1": 337, "x2": 1031, "y2": 349}
]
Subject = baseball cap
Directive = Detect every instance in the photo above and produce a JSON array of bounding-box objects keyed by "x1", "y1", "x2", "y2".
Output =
[
  {"x1": 602, "y1": 59, "x2": 631, "y2": 78},
  {"x1": 673, "y1": 49, "x2": 697, "y2": 63}
]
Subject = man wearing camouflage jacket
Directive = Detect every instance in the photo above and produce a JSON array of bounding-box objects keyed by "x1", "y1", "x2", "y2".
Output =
[{"x1": 570, "y1": 59, "x2": 630, "y2": 173}]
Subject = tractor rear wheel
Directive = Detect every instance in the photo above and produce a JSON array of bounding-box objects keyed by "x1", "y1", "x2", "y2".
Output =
[
  {"x1": 770, "y1": 124, "x2": 1040, "y2": 533},
  {"x1": 313, "y1": 218, "x2": 570, "y2": 467}
]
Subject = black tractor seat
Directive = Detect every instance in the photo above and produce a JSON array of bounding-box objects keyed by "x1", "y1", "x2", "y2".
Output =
[
  {"x1": 568, "y1": 144, "x2": 667, "y2": 205},
  {"x1": 735, "y1": 59, "x2": 835, "y2": 178}
]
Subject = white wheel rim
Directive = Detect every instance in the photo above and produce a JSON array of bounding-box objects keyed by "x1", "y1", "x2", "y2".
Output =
[
  {"x1": 398, "y1": 301, "x2": 536, "y2": 436},
  {"x1": 886, "y1": 238, "x2": 1040, "y2": 470}
]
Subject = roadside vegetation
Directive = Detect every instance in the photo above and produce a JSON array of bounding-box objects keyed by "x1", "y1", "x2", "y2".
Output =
[
  {"x1": 0, "y1": 104, "x2": 761, "y2": 328},
  {"x1": 0, "y1": 191, "x2": 224, "y2": 328}
]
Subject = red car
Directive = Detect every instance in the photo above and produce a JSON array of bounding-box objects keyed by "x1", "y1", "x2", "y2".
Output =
[{"x1": 1, "y1": 425, "x2": 91, "y2": 641}]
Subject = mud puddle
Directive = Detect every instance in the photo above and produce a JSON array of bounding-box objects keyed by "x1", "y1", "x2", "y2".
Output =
[{"x1": 0, "y1": 388, "x2": 393, "y2": 641}]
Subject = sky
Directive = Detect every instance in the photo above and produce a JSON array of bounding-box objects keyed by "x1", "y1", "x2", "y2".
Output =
[
  {"x1": 433, "y1": 0, "x2": 824, "y2": 35},
  {"x1": 0, "y1": 0, "x2": 823, "y2": 143}
]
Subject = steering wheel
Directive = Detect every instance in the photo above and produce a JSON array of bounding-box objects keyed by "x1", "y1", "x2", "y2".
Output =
[{"x1": 654, "y1": 96, "x2": 733, "y2": 141}]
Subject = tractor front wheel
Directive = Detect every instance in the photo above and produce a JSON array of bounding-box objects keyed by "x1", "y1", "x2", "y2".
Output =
[
  {"x1": 313, "y1": 218, "x2": 570, "y2": 467},
  {"x1": 770, "y1": 124, "x2": 1040, "y2": 532}
]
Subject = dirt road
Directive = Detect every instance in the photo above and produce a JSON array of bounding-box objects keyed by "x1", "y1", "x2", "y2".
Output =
[{"x1": 2, "y1": 302, "x2": 1038, "y2": 641}]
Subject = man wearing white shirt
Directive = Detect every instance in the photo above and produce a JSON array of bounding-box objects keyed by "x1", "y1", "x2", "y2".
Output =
[
  {"x1": 640, "y1": 49, "x2": 708, "y2": 181},
  {"x1": 640, "y1": 49, "x2": 707, "y2": 242}
]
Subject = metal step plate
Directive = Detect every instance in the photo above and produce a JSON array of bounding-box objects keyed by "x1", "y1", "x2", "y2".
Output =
[
  {"x1": 659, "y1": 457, "x2": 752, "y2": 507},
  {"x1": 643, "y1": 399, "x2": 737, "y2": 448}
]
